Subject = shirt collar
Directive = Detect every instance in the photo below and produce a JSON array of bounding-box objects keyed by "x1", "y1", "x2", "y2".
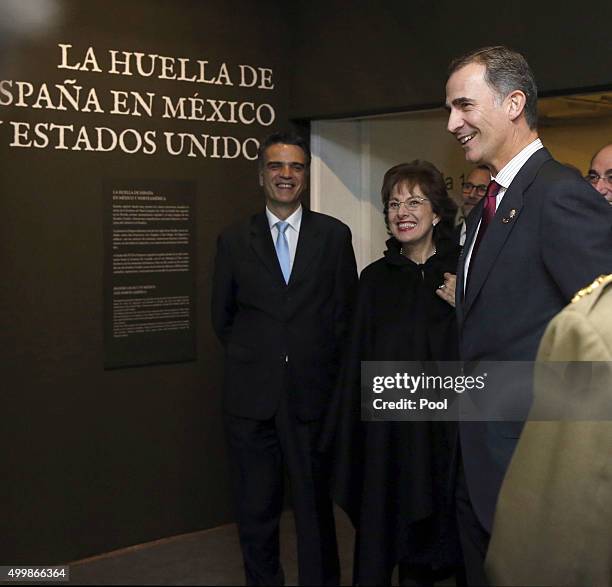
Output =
[
  {"x1": 493, "y1": 138, "x2": 543, "y2": 189},
  {"x1": 266, "y1": 205, "x2": 303, "y2": 232}
]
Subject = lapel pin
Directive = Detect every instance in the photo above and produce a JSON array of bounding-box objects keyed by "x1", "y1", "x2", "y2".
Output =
[{"x1": 502, "y1": 209, "x2": 517, "y2": 224}]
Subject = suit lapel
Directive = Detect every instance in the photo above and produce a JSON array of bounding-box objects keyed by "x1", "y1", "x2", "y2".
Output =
[
  {"x1": 456, "y1": 200, "x2": 483, "y2": 326},
  {"x1": 250, "y1": 212, "x2": 286, "y2": 285},
  {"x1": 289, "y1": 209, "x2": 321, "y2": 286},
  {"x1": 463, "y1": 148, "x2": 552, "y2": 317}
]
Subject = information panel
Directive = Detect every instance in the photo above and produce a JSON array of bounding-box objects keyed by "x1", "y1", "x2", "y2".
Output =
[{"x1": 103, "y1": 179, "x2": 196, "y2": 368}]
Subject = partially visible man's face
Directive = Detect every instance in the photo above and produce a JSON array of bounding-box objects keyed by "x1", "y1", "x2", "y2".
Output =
[
  {"x1": 587, "y1": 145, "x2": 612, "y2": 204},
  {"x1": 446, "y1": 63, "x2": 513, "y2": 174},
  {"x1": 461, "y1": 167, "x2": 491, "y2": 215},
  {"x1": 259, "y1": 143, "x2": 307, "y2": 212}
]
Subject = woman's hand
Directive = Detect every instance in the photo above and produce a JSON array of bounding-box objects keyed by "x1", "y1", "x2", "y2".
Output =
[{"x1": 436, "y1": 272, "x2": 456, "y2": 308}]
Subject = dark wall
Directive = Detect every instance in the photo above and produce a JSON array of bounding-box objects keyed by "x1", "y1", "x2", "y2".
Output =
[
  {"x1": 290, "y1": 0, "x2": 612, "y2": 119},
  {"x1": 0, "y1": 0, "x2": 292, "y2": 563},
  {"x1": 3, "y1": 0, "x2": 609, "y2": 567}
]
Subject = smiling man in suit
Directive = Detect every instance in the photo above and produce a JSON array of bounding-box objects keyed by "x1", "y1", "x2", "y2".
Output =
[
  {"x1": 445, "y1": 46, "x2": 612, "y2": 585},
  {"x1": 211, "y1": 131, "x2": 357, "y2": 585}
]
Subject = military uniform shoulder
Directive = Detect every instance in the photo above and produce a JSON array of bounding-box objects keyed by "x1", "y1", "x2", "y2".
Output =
[{"x1": 570, "y1": 274, "x2": 612, "y2": 313}]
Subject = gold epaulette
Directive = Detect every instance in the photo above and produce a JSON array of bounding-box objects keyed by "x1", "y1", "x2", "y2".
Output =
[{"x1": 571, "y1": 274, "x2": 612, "y2": 303}]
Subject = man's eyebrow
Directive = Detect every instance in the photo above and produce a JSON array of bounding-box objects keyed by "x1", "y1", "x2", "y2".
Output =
[
  {"x1": 588, "y1": 168, "x2": 612, "y2": 175},
  {"x1": 266, "y1": 160, "x2": 304, "y2": 166},
  {"x1": 452, "y1": 97, "x2": 473, "y2": 108}
]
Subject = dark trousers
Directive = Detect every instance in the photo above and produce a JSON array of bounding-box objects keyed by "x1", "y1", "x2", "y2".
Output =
[
  {"x1": 455, "y1": 455, "x2": 490, "y2": 587},
  {"x1": 225, "y1": 393, "x2": 340, "y2": 586}
]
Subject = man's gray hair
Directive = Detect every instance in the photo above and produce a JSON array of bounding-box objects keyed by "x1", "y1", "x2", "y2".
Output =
[{"x1": 448, "y1": 46, "x2": 538, "y2": 130}]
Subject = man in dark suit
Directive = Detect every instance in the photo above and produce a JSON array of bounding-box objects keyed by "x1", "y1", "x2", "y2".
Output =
[
  {"x1": 211, "y1": 132, "x2": 358, "y2": 585},
  {"x1": 445, "y1": 46, "x2": 612, "y2": 585},
  {"x1": 454, "y1": 165, "x2": 491, "y2": 246}
]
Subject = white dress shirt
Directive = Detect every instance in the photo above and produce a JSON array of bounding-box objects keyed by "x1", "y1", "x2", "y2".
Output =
[
  {"x1": 463, "y1": 138, "x2": 544, "y2": 289},
  {"x1": 266, "y1": 205, "x2": 302, "y2": 272}
]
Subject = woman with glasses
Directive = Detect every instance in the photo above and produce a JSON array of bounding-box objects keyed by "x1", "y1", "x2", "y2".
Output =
[{"x1": 327, "y1": 160, "x2": 464, "y2": 586}]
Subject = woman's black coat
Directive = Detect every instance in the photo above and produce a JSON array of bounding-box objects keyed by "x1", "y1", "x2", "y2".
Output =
[{"x1": 326, "y1": 237, "x2": 462, "y2": 584}]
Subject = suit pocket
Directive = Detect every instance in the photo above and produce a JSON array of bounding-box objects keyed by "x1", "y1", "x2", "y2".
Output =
[{"x1": 224, "y1": 343, "x2": 274, "y2": 389}]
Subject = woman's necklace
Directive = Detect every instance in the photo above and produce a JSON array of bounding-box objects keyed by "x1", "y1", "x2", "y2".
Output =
[{"x1": 401, "y1": 246, "x2": 436, "y2": 262}]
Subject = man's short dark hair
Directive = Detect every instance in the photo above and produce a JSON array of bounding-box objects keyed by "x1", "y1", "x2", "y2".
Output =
[
  {"x1": 448, "y1": 46, "x2": 538, "y2": 130},
  {"x1": 257, "y1": 132, "x2": 311, "y2": 170},
  {"x1": 469, "y1": 165, "x2": 491, "y2": 177}
]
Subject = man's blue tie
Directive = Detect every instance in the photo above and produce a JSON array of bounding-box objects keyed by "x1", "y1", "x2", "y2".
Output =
[{"x1": 275, "y1": 221, "x2": 291, "y2": 284}]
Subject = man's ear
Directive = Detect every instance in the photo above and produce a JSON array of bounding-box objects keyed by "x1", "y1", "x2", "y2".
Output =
[
  {"x1": 507, "y1": 90, "x2": 527, "y2": 122},
  {"x1": 258, "y1": 171, "x2": 264, "y2": 187}
]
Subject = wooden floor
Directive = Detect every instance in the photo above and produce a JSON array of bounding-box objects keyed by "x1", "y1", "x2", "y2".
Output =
[
  {"x1": 68, "y1": 507, "x2": 459, "y2": 585},
  {"x1": 69, "y1": 508, "x2": 356, "y2": 586}
]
